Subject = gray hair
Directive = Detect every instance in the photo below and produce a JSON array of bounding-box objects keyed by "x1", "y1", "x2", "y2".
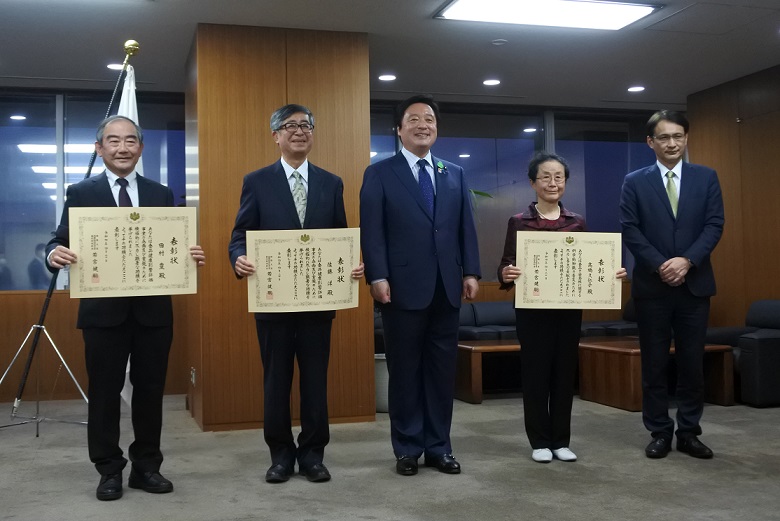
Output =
[
  {"x1": 270, "y1": 104, "x2": 314, "y2": 132},
  {"x1": 96, "y1": 115, "x2": 144, "y2": 143}
]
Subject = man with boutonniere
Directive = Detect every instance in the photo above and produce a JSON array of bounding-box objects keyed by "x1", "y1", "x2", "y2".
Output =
[{"x1": 360, "y1": 94, "x2": 481, "y2": 477}]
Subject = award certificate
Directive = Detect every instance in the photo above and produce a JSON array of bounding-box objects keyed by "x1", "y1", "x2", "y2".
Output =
[
  {"x1": 246, "y1": 228, "x2": 359, "y2": 313},
  {"x1": 69, "y1": 207, "x2": 198, "y2": 298},
  {"x1": 515, "y1": 231, "x2": 621, "y2": 309}
]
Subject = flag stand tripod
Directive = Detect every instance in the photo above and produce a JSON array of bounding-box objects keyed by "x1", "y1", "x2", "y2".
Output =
[{"x1": 0, "y1": 40, "x2": 139, "y2": 434}]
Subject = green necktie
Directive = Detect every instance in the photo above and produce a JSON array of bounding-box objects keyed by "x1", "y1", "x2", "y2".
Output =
[
  {"x1": 665, "y1": 171, "x2": 678, "y2": 217},
  {"x1": 291, "y1": 170, "x2": 306, "y2": 226}
]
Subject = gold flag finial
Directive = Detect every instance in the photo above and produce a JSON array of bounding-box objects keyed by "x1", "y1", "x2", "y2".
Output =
[{"x1": 122, "y1": 40, "x2": 139, "y2": 67}]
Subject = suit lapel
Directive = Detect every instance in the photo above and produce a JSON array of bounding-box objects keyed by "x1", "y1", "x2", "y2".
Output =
[
  {"x1": 89, "y1": 172, "x2": 119, "y2": 207},
  {"x1": 430, "y1": 155, "x2": 448, "y2": 221},
  {"x1": 390, "y1": 153, "x2": 433, "y2": 221},
  {"x1": 272, "y1": 161, "x2": 303, "y2": 228},
  {"x1": 676, "y1": 163, "x2": 694, "y2": 220},
  {"x1": 304, "y1": 164, "x2": 325, "y2": 228},
  {"x1": 645, "y1": 165, "x2": 675, "y2": 219}
]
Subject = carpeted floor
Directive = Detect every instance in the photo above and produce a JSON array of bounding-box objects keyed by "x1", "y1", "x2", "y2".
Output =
[{"x1": 1, "y1": 394, "x2": 779, "y2": 521}]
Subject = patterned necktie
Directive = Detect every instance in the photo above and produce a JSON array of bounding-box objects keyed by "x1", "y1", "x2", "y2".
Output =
[
  {"x1": 291, "y1": 170, "x2": 307, "y2": 226},
  {"x1": 417, "y1": 159, "x2": 434, "y2": 214},
  {"x1": 116, "y1": 177, "x2": 133, "y2": 207},
  {"x1": 665, "y1": 171, "x2": 678, "y2": 217}
]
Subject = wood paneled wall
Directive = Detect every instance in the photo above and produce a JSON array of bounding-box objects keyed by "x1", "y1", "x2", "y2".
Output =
[
  {"x1": 186, "y1": 25, "x2": 373, "y2": 431},
  {"x1": 0, "y1": 291, "x2": 190, "y2": 403},
  {"x1": 687, "y1": 65, "x2": 780, "y2": 326}
]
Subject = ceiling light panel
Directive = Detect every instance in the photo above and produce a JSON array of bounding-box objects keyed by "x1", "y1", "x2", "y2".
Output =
[{"x1": 438, "y1": 0, "x2": 658, "y2": 31}]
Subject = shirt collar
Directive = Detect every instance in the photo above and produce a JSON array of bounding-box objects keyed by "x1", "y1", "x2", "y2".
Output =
[
  {"x1": 280, "y1": 158, "x2": 309, "y2": 182},
  {"x1": 105, "y1": 169, "x2": 137, "y2": 186},
  {"x1": 400, "y1": 147, "x2": 433, "y2": 171},
  {"x1": 657, "y1": 160, "x2": 683, "y2": 180}
]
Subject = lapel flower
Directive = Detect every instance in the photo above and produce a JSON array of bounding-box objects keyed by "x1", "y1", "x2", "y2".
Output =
[{"x1": 436, "y1": 160, "x2": 447, "y2": 175}]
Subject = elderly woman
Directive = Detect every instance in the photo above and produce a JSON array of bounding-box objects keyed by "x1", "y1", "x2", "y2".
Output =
[{"x1": 498, "y1": 152, "x2": 626, "y2": 463}]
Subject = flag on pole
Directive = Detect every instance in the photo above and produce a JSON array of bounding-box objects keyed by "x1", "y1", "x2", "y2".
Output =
[
  {"x1": 117, "y1": 65, "x2": 144, "y2": 175},
  {"x1": 117, "y1": 64, "x2": 141, "y2": 405}
]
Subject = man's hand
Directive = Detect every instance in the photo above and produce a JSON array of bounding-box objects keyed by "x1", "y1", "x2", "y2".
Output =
[
  {"x1": 234, "y1": 255, "x2": 256, "y2": 278},
  {"x1": 351, "y1": 263, "x2": 365, "y2": 280},
  {"x1": 462, "y1": 276, "x2": 479, "y2": 300},
  {"x1": 370, "y1": 280, "x2": 391, "y2": 304},
  {"x1": 616, "y1": 267, "x2": 627, "y2": 279},
  {"x1": 189, "y1": 245, "x2": 206, "y2": 267},
  {"x1": 658, "y1": 257, "x2": 690, "y2": 286},
  {"x1": 48, "y1": 245, "x2": 77, "y2": 269}
]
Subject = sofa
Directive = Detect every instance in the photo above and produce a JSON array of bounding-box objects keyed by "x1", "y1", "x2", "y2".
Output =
[
  {"x1": 580, "y1": 298, "x2": 638, "y2": 337},
  {"x1": 375, "y1": 299, "x2": 639, "y2": 349},
  {"x1": 706, "y1": 299, "x2": 780, "y2": 407}
]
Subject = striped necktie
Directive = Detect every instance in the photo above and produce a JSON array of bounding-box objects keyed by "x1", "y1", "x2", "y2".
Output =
[{"x1": 665, "y1": 171, "x2": 678, "y2": 217}]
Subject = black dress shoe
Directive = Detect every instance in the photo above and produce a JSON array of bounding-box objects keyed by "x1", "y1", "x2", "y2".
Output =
[
  {"x1": 424, "y1": 454, "x2": 461, "y2": 474},
  {"x1": 677, "y1": 436, "x2": 714, "y2": 459},
  {"x1": 265, "y1": 463, "x2": 294, "y2": 483},
  {"x1": 396, "y1": 456, "x2": 418, "y2": 476},
  {"x1": 128, "y1": 469, "x2": 174, "y2": 493},
  {"x1": 96, "y1": 473, "x2": 123, "y2": 501},
  {"x1": 300, "y1": 463, "x2": 331, "y2": 483},
  {"x1": 645, "y1": 437, "x2": 672, "y2": 459}
]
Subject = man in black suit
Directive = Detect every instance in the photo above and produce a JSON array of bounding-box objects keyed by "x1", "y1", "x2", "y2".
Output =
[
  {"x1": 620, "y1": 111, "x2": 724, "y2": 459},
  {"x1": 28, "y1": 243, "x2": 51, "y2": 289},
  {"x1": 359, "y1": 95, "x2": 481, "y2": 476},
  {"x1": 229, "y1": 104, "x2": 363, "y2": 484},
  {"x1": 47, "y1": 115, "x2": 206, "y2": 500}
]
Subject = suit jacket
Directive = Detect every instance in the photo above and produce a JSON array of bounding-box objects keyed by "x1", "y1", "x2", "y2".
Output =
[
  {"x1": 359, "y1": 152, "x2": 481, "y2": 310},
  {"x1": 228, "y1": 160, "x2": 348, "y2": 321},
  {"x1": 46, "y1": 172, "x2": 175, "y2": 329},
  {"x1": 620, "y1": 162, "x2": 724, "y2": 299}
]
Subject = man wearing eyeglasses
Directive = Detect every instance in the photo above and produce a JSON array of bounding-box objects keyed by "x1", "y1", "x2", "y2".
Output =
[
  {"x1": 620, "y1": 110, "x2": 724, "y2": 460},
  {"x1": 229, "y1": 104, "x2": 364, "y2": 484}
]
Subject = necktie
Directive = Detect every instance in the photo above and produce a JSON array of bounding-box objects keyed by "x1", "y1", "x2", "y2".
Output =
[
  {"x1": 665, "y1": 171, "x2": 678, "y2": 217},
  {"x1": 116, "y1": 177, "x2": 133, "y2": 207},
  {"x1": 417, "y1": 159, "x2": 434, "y2": 214},
  {"x1": 291, "y1": 170, "x2": 307, "y2": 226}
]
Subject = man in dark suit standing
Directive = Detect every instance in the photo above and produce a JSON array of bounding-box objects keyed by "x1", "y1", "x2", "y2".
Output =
[
  {"x1": 229, "y1": 104, "x2": 363, "y2": 484},
  {"x1": 360, "y1": 95, "x2": 481, "y2": 476},
  {"x1": 28, "y1": 243, "x2": 50, "y2": 289},
  {"x1": 47, "y1": 115, "x2": 206, "y2": 501},
  {"x1": 620, "y1": 110, "x2": 724, "y2": 459}
]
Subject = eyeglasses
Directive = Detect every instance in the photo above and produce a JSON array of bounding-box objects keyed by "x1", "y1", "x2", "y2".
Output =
[
  {"x1": 276, "y1": 122, "x2": 314, "y2": 133},
  {"x1": 652, "y1": 133, "x2": 686, "y2": 144},
  {"x1": 536, "y1": 174, "x2": 565, "y2": 184}
]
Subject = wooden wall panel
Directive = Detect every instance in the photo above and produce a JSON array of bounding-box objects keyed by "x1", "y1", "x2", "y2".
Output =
[
  {"x1": 287, "y1": 31, "x2": 375, "y2": 421},
  {"x1": 687, "y1": 82, "x2": 745, "y2": 326},
  {"x1": 688, "y1": 65, "x2": 780, "y2": 325},
  {"x1": 187, "y1": 25, "x2": 373, "y2": 431},
  {"x1": 0, "y1": 291, "x2": 188, "y2": 404},
  {"x1": 739, "y1": 111, "x2": 780, "y2": 301}
]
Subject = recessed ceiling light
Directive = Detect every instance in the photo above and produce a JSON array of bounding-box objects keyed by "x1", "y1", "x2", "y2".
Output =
[
  {"x1": 107, "y1": 64, "x2": 124, "y2": 70},
  {"x1": 378, "y1": 74, "x2": 396, "y2": 81},
  {"x1": 483, "y1": 79, "x2": 500, "y2": 86},
  {"x1": 627, "y1": 86, "x2": 646, "y2": 92},
  {"x1": 10, "y1": 115, "x2": 26, "y2": 120},
  {"x1": 459, "y1": 154, "x2": 471, "y2": 158},
  {"x1": 438, "y1": 0, "x2": 657, "y2": 31},
  {"x1": 491, "y1": 39, "x2": 508, "y2": 46},
  {"x1": 523, "y1": 128, "x2": 537, "y2": 133}
]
